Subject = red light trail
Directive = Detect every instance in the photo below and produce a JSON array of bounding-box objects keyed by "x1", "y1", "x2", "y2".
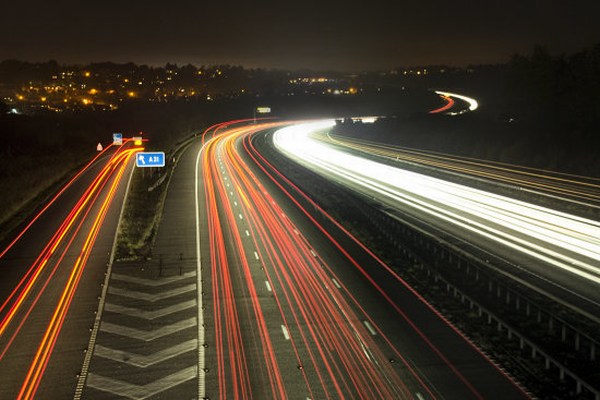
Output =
[
  {"x1": 429, "y1": 94, "x2": 455, "y2": 114},
  {"x1": 200, "y1": 122, "x2": 444, "y2": 398}
]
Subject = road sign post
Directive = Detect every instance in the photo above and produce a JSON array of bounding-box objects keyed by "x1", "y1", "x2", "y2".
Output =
[
  {"x1": 254, "y1": 106, "x2": 271, "y2": 123},
  {"x1": 135, "y1": 152, "x2": 165, "y2": 168}
]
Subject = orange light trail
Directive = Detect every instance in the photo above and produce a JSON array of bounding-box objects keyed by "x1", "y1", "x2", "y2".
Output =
[
  {"x1": 0, "y1": 147, "x2": 134, "y2": 341},
  {"x1": 16, "y1": 149, "x2": 136, "y2": 399},
  {"x1": 0, "y1": 142, "x2": 114, "y2": 260},
  {"x1": 0, "y1": 140, "x2": 138, "y2": 398}
]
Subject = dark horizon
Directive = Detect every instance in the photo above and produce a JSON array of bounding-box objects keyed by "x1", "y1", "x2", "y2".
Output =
[
  {"x1": 2, "y1": 40, "x2": 598, "y2": 75},
  {"x1": 2, "y1": 1, "x2": 600, "y2": 73}
]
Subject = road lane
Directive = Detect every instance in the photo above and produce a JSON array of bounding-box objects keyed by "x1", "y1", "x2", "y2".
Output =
[
  {"x1": 273, "y1": 121, "x2": 600, "y2": 321},
  {"x1": 322, "y1": 132, "x2": 600, "y2": 209},
  {"x1": 0, "y1": 143, "x2": 138, "y2": 399},
  {"x1": 197, "y1": 121, "x2": 530, "y2": 399}
]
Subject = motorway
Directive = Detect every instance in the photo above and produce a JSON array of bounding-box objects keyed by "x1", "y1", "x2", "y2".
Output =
[
  {"x1": 323, "y1": 132, "x2": 600, "y2": 209},
  {"x1": 274, "y1": 121, "x2": 600, "y2": 322},
  {"x1": 194, "y1": 121, "x2": 529, "y2": 398},
  {"x1": 0, "y1": 119, "x2": 542, "y2": 399},
  {"x1": 0, "y1": 141, "x2": 138, "y2": 399}
]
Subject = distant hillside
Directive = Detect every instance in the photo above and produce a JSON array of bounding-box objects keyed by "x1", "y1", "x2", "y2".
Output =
[{"x1": 334, "y1": 44, "x2": 600, "y2": 177}]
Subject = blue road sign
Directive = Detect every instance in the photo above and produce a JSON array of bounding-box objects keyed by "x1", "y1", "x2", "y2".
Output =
[
  {"x1": 113, "y1": 133, "x2": 123, "y2": 145},
  {"x1": 136, "y1": 152, "x2": 165, "y2": 167}
]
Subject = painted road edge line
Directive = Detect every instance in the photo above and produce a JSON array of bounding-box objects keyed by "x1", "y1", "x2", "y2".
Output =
[
  {"x1": 74, "y1": 158, "x2": 136, "y2": 399},
  {"x1": 195, "y1": 140, "x2": 207, "y2": 398}
]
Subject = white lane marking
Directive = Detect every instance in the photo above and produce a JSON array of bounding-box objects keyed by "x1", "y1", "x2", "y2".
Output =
[
  {"x1": 254, "y1": 251, "x2": 259, "y2": 260},
  {"x1": 415, "y1": 393, "x2": 426, "y2": 400},
  {"x1": 234, "y1": 201, "x2": 238, "y2": 206},
  {"x1": 363, "y1": 320, "x2": 377, "y2": 336},
  {"x1": 310, "y1": 249, "x2": 316, "y2": 257},
  {"x1": 265, "y1": 281, "x2": 272, "y2": 292},
  {"x1": 238, "y1": 213, "x2": 243, "y2": 220},
  {"x1": 293, "y1": 229, "x2": 299, "y2": 234},
  {"x1": 359, "y1": 338, "x2": 372, "y2": 361},
  {"x1": 245, "y1": 230, "x2": 250, "y2": 236},
  {"x1": 74, "y1": 159, "x2": 136, "y2": 400},
  {"x1": 331, "y1": 278, "x2": 341, "y2": 289},
  {"x1": 281, "y1": 325, "x2": 290, "y2": 340},
  {"x1": 230, "y1": 191, "x2": 233, "y2": 195},
  {"x1": 195, "y1": 140, "x2": 207, "y2": 398}
]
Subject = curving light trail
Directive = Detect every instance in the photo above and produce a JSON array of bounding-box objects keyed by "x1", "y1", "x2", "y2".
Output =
[
  {"x1": 0, "y1": 143, "x2": 116, "y2": 260},
  {"x1": 199, "y1": 120, "x2": 530, "y2": 398},
  {"x1": 0, "y1": 142, "x2": 139, "y2": 399},
  {"x1": 201, "y1": 122, "x2": 437, "y2": 398},
  {"x1": 432, "y1": 91, "x2": 478, "y2": 115},
  {"x1": 19, "y1": 148, "x2": 135, "y2": 399},
  {"x1": 429, "y1": 94, "x2": 455, "y2": 114},
  {"x1": 322, "y1": 132, "x2": 600, "y2": 208},
  {"x1": 273, "y1": 121, "x2": 600, "y2": 286}
]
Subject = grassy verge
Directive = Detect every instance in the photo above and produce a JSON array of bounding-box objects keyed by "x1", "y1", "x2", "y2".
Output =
[
  {"x1": 114, "y1": 166, "x2": 169, "y2": 260},
  {"x1": 114, "y1": 134, "x2": 196, "y2": 260},
  {"x1": 0, "y1": 152, "x2": 88, "y2": 244}
]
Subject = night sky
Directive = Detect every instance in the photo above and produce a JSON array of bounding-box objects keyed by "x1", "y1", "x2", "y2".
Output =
[{"x1": 2, "y1": 1, "x2": 600, "y2": 71}]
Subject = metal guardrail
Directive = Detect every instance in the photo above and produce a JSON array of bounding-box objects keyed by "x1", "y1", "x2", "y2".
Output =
[{"x1": 364, "y1": 203, "x2": 600, "y2": 400}]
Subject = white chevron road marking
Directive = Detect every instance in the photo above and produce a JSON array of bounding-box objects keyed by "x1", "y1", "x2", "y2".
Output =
[
  {"x1": 100, "y1": 317, "x2": 196, "y2": 341},
  {"x1": 86, "y1": 365, "x2": 197, "y2": 399},
  {"x1": 94, "y1": 339, "x2": 197, "y2": 368},
  {"x1": 109, "y1": 283, "x2": 196, "y2": 302},
  {"x1": 104, "y1": 299, "x2": 196, "y2": 319}
]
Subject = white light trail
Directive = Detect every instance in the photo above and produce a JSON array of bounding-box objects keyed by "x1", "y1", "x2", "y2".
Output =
[
  {"x1": 273, "y1": 122, "x2": 600, "y2": 284},
  {"x1": 435, "y1": 90, "x2": 479, "y2": 113}
]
